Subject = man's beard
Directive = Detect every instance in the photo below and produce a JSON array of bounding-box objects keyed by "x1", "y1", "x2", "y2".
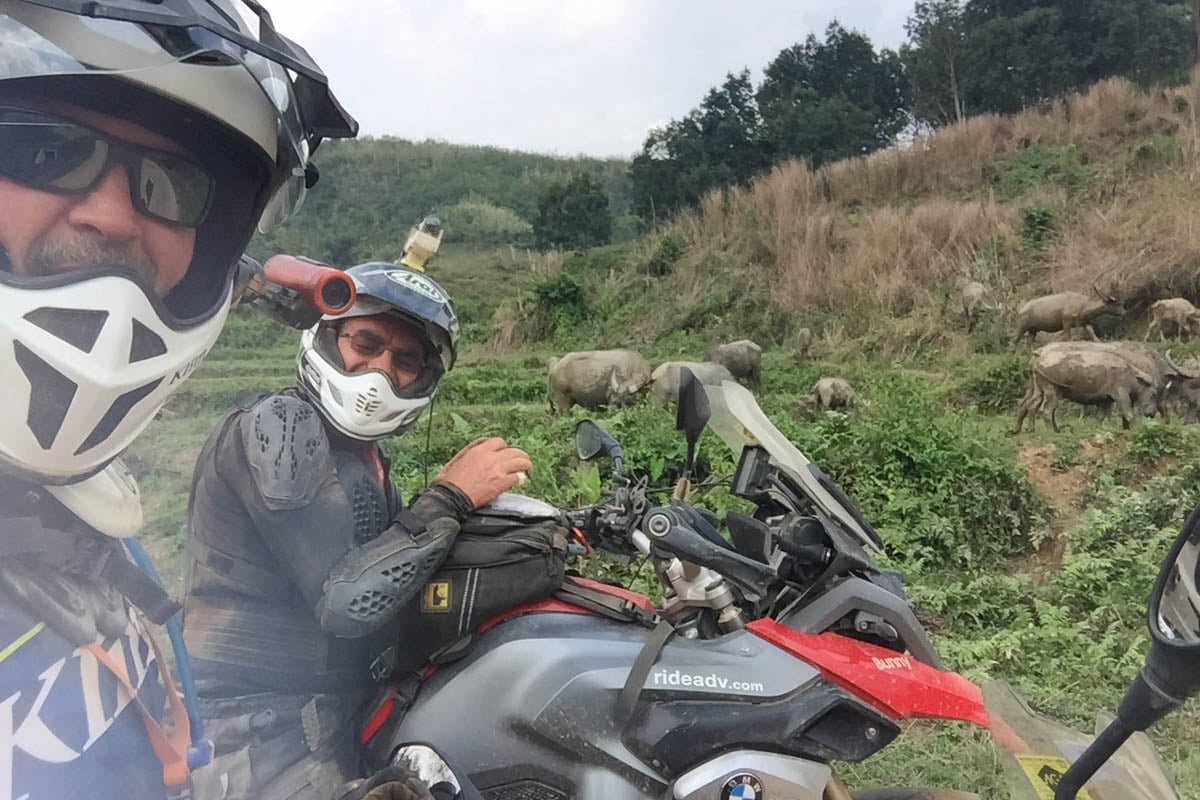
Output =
[{"x1": 23, "y1": 235, "x2": 158, "y2": 288}]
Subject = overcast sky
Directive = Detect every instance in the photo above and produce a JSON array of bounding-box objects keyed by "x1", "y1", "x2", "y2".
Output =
[{"x1": 266, "y1": 1, "x2": 913, "y2": 158}]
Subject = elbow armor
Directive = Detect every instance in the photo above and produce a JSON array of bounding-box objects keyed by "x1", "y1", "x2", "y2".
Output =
[{"x1": 316, "y1": 516, "x2": 460, "y2": 638}]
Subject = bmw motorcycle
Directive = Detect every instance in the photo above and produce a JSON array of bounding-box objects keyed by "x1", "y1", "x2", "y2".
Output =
[{"x1": 363, "y1": 370, "x2": 1200, "y2": 800}]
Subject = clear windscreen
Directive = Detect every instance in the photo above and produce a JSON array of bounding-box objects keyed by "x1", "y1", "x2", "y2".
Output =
[
  {"x1": 702, "y1": 380, "x2": 881, "y2": 552},
  {"x1": 983, "y1": 681, "x2": 1179, "y2": 800}
]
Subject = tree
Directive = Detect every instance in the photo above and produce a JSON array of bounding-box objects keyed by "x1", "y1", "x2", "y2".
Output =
[
  {"x1": 630, "y1": 70, "x2": 771, "y2": 220},
  {"x1": 902, "y1": 0, "x2": 967, "y2": 127},
  {"x1": 757, "y1": 22, "x2": 909, "y2": 166},
  {"x1": 533, "y1": 173, "x2": 612, "y2": 251},
  {"x1": 956, "y1": 0, "x2": 1191, "y2": 116}
]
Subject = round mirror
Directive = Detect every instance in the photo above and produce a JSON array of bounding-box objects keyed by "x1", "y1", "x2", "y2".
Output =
[
  {"x1": 1152, "y1": 528, "x2": 1200, "y2": 645},
  {"x1": 574, "y1": 420, "x2": 608, "y2": 462},
  {"x1": 1138, "y1": 517, "x2": 1200, "y2": 710}
]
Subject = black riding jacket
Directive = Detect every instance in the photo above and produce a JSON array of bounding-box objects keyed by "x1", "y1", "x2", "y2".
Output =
[{"x1": 183, "y1": 389, "x2": 470, "y2": 697}]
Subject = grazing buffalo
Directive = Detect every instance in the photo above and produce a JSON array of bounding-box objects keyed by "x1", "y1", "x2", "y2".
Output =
[
  {"x1": 705, "y1": 339, "x2": 762, "y2": 387},
  {"x1": 1015, "y1": 289, "x2": 1124, "y2": 343},
  {"x1": 548, "y1": 349, "x2": 651, "y2": 413}
]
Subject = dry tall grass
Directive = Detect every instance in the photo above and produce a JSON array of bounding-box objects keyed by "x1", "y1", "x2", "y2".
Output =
[{"x1": 662, "y1": 71, "x2": 1200, "y2": 328}]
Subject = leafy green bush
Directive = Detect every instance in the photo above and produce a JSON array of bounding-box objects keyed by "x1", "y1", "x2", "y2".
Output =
[
  {"x1": 993, "y1": 143, "x2": 1093, "y2": 200},
  {"x1": 435, "y1": 195, "x2": 533, "y2": 245},
  {"x1": 647, "y1": 233, "x2": 684, "y2": 277},
  {"x1": 954, "y1": 355, "x2": 1028, "y2": 413},
  {"x1": 1127, "y1": 418, "x2": 1183, "y2": 463},
  {"x1": 785, "y1": 372, "x2": 1042, "y2": 572},
  {"x1": 533, "y1": 273, "x2": 588, "y2": 327},
  {"x1": 1020, "y1": 205, "x2": 1059, "y2": 250}
]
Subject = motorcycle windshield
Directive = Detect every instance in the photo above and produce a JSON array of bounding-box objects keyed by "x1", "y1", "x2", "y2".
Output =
[
  {"x1": 982, "y1": 681, "x2": 1180, "y2": 800},
  {"x1": 702, "y1": 380, "x2": 881, "y2": 552}
]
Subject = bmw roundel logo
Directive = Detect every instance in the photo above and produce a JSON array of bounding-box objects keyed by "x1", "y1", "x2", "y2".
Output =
[{"x1": 721, "y1": 773, "x2": 764, "y2": 800}]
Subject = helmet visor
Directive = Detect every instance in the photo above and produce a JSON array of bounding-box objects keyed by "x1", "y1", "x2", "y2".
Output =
[
  {"x1": 0, "y1": 6, "x2": 311, "y2": 227},
  {"x1": 0, "y1": 6, "x2": 313, "y2": 323}
]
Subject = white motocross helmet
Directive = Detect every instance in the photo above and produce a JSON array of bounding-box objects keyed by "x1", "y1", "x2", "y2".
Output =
[
  {"x1": 298, "y1": 263, "x2": 460, "y2": 441},
  {"x1": 0, "y1": 0, "x2": 358, "y2": 484}
]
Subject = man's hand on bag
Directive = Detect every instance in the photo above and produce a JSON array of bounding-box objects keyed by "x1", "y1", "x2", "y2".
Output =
[{"x1": 433, "y1": 437, "x2": 532, "y2": 509}]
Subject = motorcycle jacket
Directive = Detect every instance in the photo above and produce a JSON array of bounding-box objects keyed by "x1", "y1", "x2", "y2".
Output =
[
  {"x1": 0, "y1": 476, "x2": 182, "y2": 800},
  {"x1": 183, "y1": 389, "x2": 472, "y2": 697}
]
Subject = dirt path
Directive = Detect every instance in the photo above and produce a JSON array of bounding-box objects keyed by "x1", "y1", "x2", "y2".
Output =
[{"x1": 1015, "y1": 444, "x2": 1087, "y2": 572}]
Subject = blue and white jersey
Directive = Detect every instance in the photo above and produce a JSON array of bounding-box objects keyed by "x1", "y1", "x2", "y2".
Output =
[{"x1": 0, "y1": 598, "x2": 168, "y2": 800}]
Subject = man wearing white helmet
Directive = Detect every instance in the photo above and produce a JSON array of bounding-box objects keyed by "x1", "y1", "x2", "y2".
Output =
[
  {"x1": 0, "y1": 0, "x2": 357, "y2": 797},
  {"x1": 184, "y1": 262, "x2": 531, "y2": 798}
]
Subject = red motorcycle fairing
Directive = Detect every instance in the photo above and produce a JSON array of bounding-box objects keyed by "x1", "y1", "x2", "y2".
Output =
[{"x1": 747, "y1": 618, "x2": 989, "y2": 728}]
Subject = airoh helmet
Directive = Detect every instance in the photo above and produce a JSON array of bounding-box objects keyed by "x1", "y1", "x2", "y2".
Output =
[
  {"x1": 298, "y1": 263, "x2": 460, "y2": 441},
  {"x1": 0, "y1": 0, "x2": 358, "y2": 483}
]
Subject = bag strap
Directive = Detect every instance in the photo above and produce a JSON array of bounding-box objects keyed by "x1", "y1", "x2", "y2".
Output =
[
  {"x1": 0, "y1": 522, "x2": 180, "y2": 625},
  {"x1": 554, "y1": 579, "x2": 659, "y2": 628},
  {"x1": 86, "y1": 620, "x2": 192, "y2": 788},
  {"x1": 613, "y1": 618, "x2": 675, "y2": 727}
]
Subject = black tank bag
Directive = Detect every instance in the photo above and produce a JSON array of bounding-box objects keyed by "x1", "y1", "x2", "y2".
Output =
[{"x1": 372, "y1": 494, "x2": 569, "y2": 680}]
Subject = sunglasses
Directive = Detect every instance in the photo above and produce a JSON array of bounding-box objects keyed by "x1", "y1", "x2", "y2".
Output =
[
  {"x1": 338, "y1": 330, "x2": 434, "y2": 378},
  {"x1": 0, "y1": 107, "x2": 214, "y2": 227}
]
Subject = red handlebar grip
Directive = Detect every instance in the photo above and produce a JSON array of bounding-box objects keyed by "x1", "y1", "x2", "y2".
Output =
[{"x1": 263, "y1": 255, "x2": 357, "y2": 315}]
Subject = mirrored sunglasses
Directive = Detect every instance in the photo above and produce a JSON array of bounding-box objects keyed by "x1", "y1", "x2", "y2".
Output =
[{"x1": 0, "y1": 106, "x2": 214, "y2": 227}]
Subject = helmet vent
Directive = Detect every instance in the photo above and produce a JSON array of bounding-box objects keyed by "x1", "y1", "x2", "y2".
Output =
[
  {"x1": 23, "y1": 307, "x2": 109, "y2": 353},
  {"x1": 129, "y1": 319, "x2": 168, "y2": 363},
  {"x1": 74, "y1": 378, "x2": 163, "y2": 455},
  {"x1": 13, "y1": 341, "x2": 77, "y2": 450},
  {"x1": 355, "y1": 386, "x2": 382, "y2": 416}
]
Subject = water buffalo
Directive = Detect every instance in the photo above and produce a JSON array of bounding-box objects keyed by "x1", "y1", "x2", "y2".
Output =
[
  {"x1": 705, "y1": 339, "x2": 762, "y2": 387},
  {"x1": 1014, "y1": 343, "x2": 1159, "y2": 432},
  {"x1": 813, "y1": 377, "x2": 857, "y2": 411},
  {"x1": 1145, "y1": 298, "x2": 1200, "y2": 342},
  {"x1": 1015, "y1": 289, "x2": 1124, "y2": 343},
  {"x1": 961, "y1": 281, "x2": 999, "y2": 333},
  {"x1": 792, "y1": 327, "x2": 814, "y2": 362},
  {"x1": 548, "y1": 349, "x2": 651, "y2": 413},
  {"x1": 650, "y1": 361, "x2": 734, "y2": 407}
]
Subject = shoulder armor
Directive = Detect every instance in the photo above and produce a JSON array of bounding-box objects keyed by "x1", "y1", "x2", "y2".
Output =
[{"x1": 243, "y1": 394, "x2": 331, "y2": 510}]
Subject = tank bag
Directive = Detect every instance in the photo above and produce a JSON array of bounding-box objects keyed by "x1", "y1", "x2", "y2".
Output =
[{"x1": 370, "y1": 515, "x2": 569, "y2": 681}]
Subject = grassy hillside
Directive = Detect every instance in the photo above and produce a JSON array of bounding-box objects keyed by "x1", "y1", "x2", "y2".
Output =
[
  {"x1": 127, "y1": 73, "x2": 1200, "y2": 797},
  {"x1": 489, "y1": 72, "x2": 1200, "y2": 356},
  {"x1": 250, "y1": 137, "x2": 635, "y2": 266}
]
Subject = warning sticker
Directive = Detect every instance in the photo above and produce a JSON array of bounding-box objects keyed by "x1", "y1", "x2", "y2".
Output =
[
  {"x1": 1016, "y1": 755, "x2": 1093, "y2": 800},
  {"x1": 422, "y1": 580, "x2": 452, "y2": 613}
]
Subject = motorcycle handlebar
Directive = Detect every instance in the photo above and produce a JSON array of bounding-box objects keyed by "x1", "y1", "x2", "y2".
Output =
[
  {"x1": 236, "y1": 254, "x2": 358, "y2": 329},
  {"x1": 643, "y1": 505, "x2": 775, "y2": 600},
  {"x1": 262, "y1": 255, "x2": 357, "y2": 316}
]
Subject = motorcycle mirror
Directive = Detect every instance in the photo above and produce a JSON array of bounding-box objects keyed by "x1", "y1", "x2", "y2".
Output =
[
  {"x1": 1052, "y1": 507, "x2": 1200, "y2": 800},
  {"x1": 676, "y1": 368, "x2": 710, "y2": 479},
  {"x1": 573, "y1": 420, "x2": 624, "y2": 476},
  {"x1": 1140, "y1": 513, "x2": 1200, "y2": 705}
]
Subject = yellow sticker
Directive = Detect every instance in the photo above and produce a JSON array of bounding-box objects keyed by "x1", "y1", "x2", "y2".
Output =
[
  {"x1": 422, "y1": 580, "x2": 452, "y2": 613},
  {"x1": 1016, "y1": 755, "x2": 1093, "y2": 800}
]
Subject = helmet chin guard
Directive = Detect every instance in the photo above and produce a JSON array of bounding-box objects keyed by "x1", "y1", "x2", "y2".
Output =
[{"x1": 0, "y1": 271, "x2": 229, "y2": 483}]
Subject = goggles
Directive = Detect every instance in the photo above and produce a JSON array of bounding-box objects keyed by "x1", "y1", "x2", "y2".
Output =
[{"x1": 0, "y1": 105, "x2": 213, "y2": 227}]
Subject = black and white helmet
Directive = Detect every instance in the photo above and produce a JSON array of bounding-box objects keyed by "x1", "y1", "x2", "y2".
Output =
[
  {"x1": 0, "y1": 0, "x2": 358, "y2": 483},
  {"x1": 298, "y1": 263, "x2": 460, "y2": 441}
]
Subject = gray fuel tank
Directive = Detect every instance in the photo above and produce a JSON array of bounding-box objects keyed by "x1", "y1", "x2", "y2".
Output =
[{"x1": 394, "y1": 611, "x2": 823, "y2": 799}]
